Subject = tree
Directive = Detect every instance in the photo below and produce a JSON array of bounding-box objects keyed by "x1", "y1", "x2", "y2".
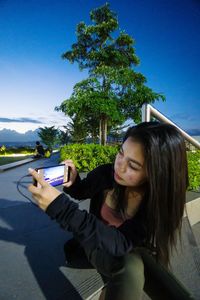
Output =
[
  {"x1": 65, "y1": 117, "x2": 88, "y2": 143},
  {"x1": 57, "y1": 126, "x2": 71, "y2": 145},
  {"x1": 56, "y1": 77, "x2": 123, "y2": 144},
  {"x1": 38, "y1": 126, "x2": 59, "y2": 149},
  {"x1": 57, "y1": 3, "x2": 165, "y2": 145}
]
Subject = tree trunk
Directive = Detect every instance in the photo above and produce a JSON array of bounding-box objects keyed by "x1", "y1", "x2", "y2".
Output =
[
  {"x1": 99, "y1": 116, "x2": 107, "y2": 146},
  {"x1": 103, "y1": 118, "x2": 107, "y2": 145},
  {"x1": 99, "y1": 119, "x2": 102, "y2": 145}
]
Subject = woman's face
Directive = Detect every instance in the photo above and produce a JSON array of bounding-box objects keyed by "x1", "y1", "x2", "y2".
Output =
[{"x1": 114, "y1": 137, "x2": 147, "y2": 187}]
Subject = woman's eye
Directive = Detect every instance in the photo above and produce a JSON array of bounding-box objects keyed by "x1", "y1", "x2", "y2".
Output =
[{"x1": 129, "y1": 164, "x2": 139, "y2": 171}]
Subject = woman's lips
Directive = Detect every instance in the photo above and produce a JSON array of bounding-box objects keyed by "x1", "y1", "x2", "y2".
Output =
[{"x1": 114, "y1": 171, "x2": 123, "y2": 181}]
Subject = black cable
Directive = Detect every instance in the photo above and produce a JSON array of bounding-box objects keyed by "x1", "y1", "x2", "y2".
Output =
[
  {"x1": 16, "y1": 174, "x2": 38, "y2": 207},
  {"x1": 17, "y1": 173, "x2": 85, "y2": 207}
]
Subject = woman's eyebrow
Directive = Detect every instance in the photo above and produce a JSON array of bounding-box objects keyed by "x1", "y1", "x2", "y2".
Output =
[{"x1": 121, "y1": 145, "x2": 143, "y2": 168}]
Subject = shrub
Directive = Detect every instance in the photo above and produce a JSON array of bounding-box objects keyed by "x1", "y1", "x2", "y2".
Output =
[
  {"x1": 4, "y1": 147, "x2": 35, "y2": 155},
  {"x1": 0, "y1": 147, "x2": 35, "y2": 156},
  {"x1": 13, "y1": 147, "x2": 35, "y2": 154},
  {"x1": 60, "y1": 144, "x2": 200, "y2": 191},
  {"x1": 187, "y1": 150, "x2": 200, "y2": 191},
  {"x1": 0, "y1": 145, "x2": 6, "y2": 155},
  {"x1": 60, "y1": 143, "x2": 119, "y2": 172},
  {"x1": 44, "y1": 149, "x2": 52, "y2": 158}
]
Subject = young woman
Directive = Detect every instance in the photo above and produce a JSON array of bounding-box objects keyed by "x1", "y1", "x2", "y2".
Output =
[{"x1": 28, "y1": 122, "x2": 191, "y2": 300}]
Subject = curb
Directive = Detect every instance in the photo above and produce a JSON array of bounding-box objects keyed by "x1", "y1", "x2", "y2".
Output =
[
  {"x1": 0, "y1": 151, "x2": 59, "y2": 172},
  {"x1": 185, "y1": 197, "x2": 200, "y2": 226},
  {"x1": 0, "y1": 157, "x2": 37, "y2": 172}
]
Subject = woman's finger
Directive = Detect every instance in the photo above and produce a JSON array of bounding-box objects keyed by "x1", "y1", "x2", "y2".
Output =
[
  {"x1": 64, "y1": 160, "x2": 76, "y2": 170},
  {"x1": 28, "y1": 168, "x2": 47, "y2": 187},
  {"x1": 61, "y1": 159, "x2": 73, "y2": 167},
  {"x1": 63, "y1": 159, "x2": 73, "y2": 163},
  {"x1": 63, "y1": 180, "x2": 73, "y2": 187},
  {"x1": 28, "y1": 183, "x2": 39, "y2": 194}
]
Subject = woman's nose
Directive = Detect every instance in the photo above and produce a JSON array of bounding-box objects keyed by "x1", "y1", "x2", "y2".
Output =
[{"x1": 118, "y1": 159, "x2": 126, "y2": 173}]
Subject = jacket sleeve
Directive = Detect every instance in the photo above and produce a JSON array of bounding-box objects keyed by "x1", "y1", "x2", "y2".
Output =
[
  {"x1": 63, "y1": 164, "x2": 113, "y2": 200},
  {"x1": 46, "y1": 193, "x2": 133, "y2": 258}
]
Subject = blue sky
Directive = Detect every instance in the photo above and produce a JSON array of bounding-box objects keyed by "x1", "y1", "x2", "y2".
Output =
[{"x1": 0, "y1": 0, "x2": 199, "y2": 134}]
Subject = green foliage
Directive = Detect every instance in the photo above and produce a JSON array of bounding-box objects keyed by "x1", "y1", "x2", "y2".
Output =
[
  {"x1": 57, "y1": 126, "x2": 71, "y2": 145},
  {"x1": 187, "y1": 150, "x2": 200, "y2": 191},
  {"x1": 0, "y1": 146, "x2": 51, "y2": 158},
  {"x1": 60, "y1": 145, "x2": 200, "y2": 191},
  {"x1": 68, "y1": 118, "x2": 89, "y2": 143},
  {"x1": 58, "y1": 77, "x2": 124, "y2": 127},
  {"x1": 60, "y1": 143, "x2": 119, "y2": 172},
  {"x1": 0, "y1": 145, "x2": 6, "y2": 155},
  {"x1": 38, "y1": 126, "x2": 59, "y2": 149},
  {"x1": 0, "y1": 147, "x2": 34, "y2": 155},
  {"x1": 57, "y1": 3, "x2": 165, "y2": 145},
  {"x1": 44, "y1": 149, "x2": 52, "y2": 158}
]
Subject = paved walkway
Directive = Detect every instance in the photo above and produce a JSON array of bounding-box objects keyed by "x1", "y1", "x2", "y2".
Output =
[
  {"x1": 0, "y1": 154, "x2": 103, "y2": 300},
  {"x1": 0, "y1": 154, "x2": 199, "y2": 299}
]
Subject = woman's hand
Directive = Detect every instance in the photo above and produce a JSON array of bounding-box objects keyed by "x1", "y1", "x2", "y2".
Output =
[
  {"x1": 62, "y1": 160, "x2": 78, "y2": 188},
  {"x1": 28, "y1": 168, "x2": 61, "y2": 211}
]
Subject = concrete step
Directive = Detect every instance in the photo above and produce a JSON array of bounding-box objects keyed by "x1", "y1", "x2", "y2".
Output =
[{"x1": 0, "y1": 157, "x2": 36, "y2": 172}]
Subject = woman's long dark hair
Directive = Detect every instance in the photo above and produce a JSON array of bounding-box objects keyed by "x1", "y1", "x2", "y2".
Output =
[{"x1": 113, "y1": 121, "x2": 188, "y2": 266}]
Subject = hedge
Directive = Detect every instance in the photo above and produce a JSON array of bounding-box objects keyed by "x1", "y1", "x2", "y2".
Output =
[
  {"x1": 60, "y1": 144, "x2": 200, "y2": 191},
  {"x1": 0, "y1": 146, "x2": 34, "y2": 155},
  {"x1": 60, "y1": 143, "x2": 119, "y2": 172},
  {"x1": 187, "y1": 150, "x2": 200, "y2": 191}
]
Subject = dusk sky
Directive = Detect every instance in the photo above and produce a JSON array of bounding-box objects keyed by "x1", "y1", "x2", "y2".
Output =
[{"x1": 0, "y1": 0, "x2": 200, "y2": 135}]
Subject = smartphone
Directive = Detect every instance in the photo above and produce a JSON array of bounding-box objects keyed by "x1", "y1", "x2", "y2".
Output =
[{"x1": 34, "y1": 164, "x2": 69, "y2": 187}]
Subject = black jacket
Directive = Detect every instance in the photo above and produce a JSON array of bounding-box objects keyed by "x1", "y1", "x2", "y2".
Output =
[{"x1": 46, "y1": 164, "x2": 147, "y2": 259}]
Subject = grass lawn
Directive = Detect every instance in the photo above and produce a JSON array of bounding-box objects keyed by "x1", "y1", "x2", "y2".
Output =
[{"x1": 0, "y1": 155, "x2": 32, "y2": 166}]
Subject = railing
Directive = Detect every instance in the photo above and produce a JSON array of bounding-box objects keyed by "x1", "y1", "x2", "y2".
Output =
[{"x1": 142, "y1": 104, "x2": 200, "y2": 150}]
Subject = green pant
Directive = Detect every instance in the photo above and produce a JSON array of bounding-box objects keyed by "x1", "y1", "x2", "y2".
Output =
[
  {"x1": 89, "y1": 248, "x2": 194, "y2": 300},
  {"x1": 102, "y1": 251, "x2": 145, "y2": 300}
]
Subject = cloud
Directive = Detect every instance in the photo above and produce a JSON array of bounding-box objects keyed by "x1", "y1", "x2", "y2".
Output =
[
  {"x1": 170, "y1": 113, "x2": 198, "y2": 122},
  {"x1": 0, "y1": 111, "x2": 70, "y2": 133},
  {"x1": 0, "y1": 117, "x2": 42, "y2": 124},
  {"x1": 36, "y1": 113, "x2": 70, "y2": 126},
  {"x1": 186, "y1": 128, "x2": 200, "y2": 136}
]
